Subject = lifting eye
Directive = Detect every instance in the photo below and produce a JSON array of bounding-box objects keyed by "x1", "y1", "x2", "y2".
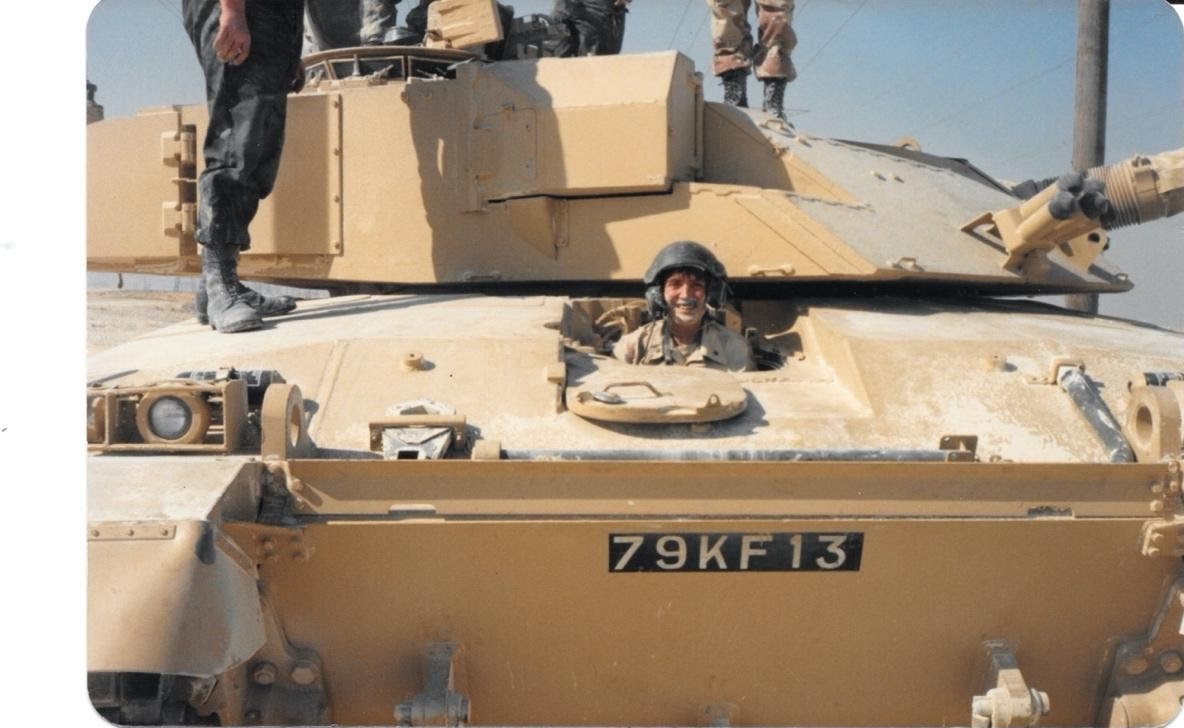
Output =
[{"x1": 135, "y1": 390, "x2": 211, "y2": 445}]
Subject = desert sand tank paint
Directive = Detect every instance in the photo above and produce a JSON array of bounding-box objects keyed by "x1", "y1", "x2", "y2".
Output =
[{"x1": 87, "y1": 3, "x2": 1184, "y2": 725}]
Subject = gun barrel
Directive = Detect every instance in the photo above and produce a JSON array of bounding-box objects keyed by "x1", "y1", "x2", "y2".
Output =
[{"x1": 1088, "y1": 148, "x2": 1184, "y2": 229}]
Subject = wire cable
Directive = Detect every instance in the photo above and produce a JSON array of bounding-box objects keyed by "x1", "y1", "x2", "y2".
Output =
[
  {"x1": 797, "y1": 0, "x2": 869, "y2": 76},
  {"x1": 914, "y1": 55, "x2": 1075, "y2": 136},
  {"x1": 154, "y1": 0, "x2": 182, "y2": 22},
  {"x1": 846, "y1": 10, "x2": 1155, "y2": 133},
  {"x1": 689, "y1": 4, "x2": 712, "y2": 49},
  {"x1": 667, "y1": 0, "x2": 696, "y2": 49}
]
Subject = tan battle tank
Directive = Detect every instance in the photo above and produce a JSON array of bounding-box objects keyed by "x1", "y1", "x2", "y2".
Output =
[{"x1": 86, "y1": 6, "x2": 1184, "y2": 726}]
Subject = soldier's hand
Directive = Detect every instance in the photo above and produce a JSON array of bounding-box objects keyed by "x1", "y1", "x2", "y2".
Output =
[
  {"x1": 594, "y1": 301, "x2": 647, "y2": 344},
  {"x1": 214, "y1": 5, "x2": 251, "y2": 65}
]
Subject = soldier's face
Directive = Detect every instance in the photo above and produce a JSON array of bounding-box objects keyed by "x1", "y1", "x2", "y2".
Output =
[{"x1": 663, "y1": 270, "x2": 707, "y2": 327}]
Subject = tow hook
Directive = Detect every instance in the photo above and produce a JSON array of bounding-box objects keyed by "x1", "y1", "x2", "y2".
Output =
[{"x1": 970, "y1": 641, "x2": 1050, "y2": 727}]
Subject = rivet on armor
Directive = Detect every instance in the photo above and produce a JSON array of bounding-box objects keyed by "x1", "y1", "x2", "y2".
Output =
[
  {"x1": 1159, "y1": 651, "x2": 1183, "y2": 674},
  {"x1": 252, "y1": 661, "x2": 278, "y2": 686},
  {"x1": 1124, "y1": 655, "x2": 1150, "y2": 676},
  {"x1": 290, "y1": 660, "x2": 319, "y2": 686}
]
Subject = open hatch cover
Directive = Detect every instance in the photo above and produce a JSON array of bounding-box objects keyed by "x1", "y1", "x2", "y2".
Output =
[{"x1": 565, "y1": 354, "x2": 748, "y2": 424}]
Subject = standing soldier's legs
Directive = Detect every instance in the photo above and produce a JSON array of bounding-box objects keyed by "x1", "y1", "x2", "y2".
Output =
[
  {"x1": 706, "y1": 0, "x2": 752, "y2": 107},
  {"x1": 752, "y1": 0, "x2": 795, "y2": 80},
  {"x1": 552, "y1": 0, "x2": 618, "y2": 56},
  {"x1": 361, "y1": 0, "x2": 398, "y2": 44},
  {"x1": 550, "y1": 0, "x2": 579, "y2": 57},
  {"x1": 752, "y1": 0, "x2": 795, "y2": 121},
  {"x1": 183, "y1": 0, "x2": 304, "y2": 331},
  {"x1": 603, "y1": 1, "x2": 628, "y2": 54}
]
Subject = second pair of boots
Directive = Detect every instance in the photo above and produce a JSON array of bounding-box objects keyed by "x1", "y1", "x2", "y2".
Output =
[
  {"x1": 721, "y1": 68, "x2": 788, "y2": 123},
  {"x1": 197, "y1": 245, "x2": 297, "y2": 333}
]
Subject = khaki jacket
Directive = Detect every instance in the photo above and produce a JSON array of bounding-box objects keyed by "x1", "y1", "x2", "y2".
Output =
[{"x1": 613, "y1": 318, "x2": 751, "y2": 372}]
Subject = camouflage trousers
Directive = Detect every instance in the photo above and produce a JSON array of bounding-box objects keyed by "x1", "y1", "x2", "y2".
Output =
[
  {"x1": 706, "y1": 0, "x2": 796, "y2": 81},
  {"x1": 361, "y1": 0, "x2": 399, "y2": 44},
  {"x1": 182, "y1": 0, "x2": 304, "y2": 250},
  {"x1": 306, "y1": 0, "x2": 393, "y2": 50},
  {"x1": 551, "y1": 0, "x2": 629, "y2": 57}
]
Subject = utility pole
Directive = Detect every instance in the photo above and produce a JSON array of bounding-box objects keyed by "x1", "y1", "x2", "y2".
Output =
[{"x1": 1065, "y1": 0, "x2": 1109, "y2": 314}]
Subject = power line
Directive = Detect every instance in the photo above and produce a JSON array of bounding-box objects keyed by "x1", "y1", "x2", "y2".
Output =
[
  {"x1": 689, "y1": 4, "x2": 712, "y2": 49},
  {"x1": 839, "y1": 9, "x2": 1157, "y2": 131},
  {"x1": 991, "y1": 101, "x2": 1183, "y2": 171},
  {"x1": 154, "y1": 0, "x2": 182, "y2": 22},
  {"x1": 913, "y1": 55, "x2": 1075, "y2": 136},
  {"x1": 667, "y1": 0, "x2": 696, "y2": 49},
  {"x1": 797, "y1": 0, "x2": 868, "y2": 76}
]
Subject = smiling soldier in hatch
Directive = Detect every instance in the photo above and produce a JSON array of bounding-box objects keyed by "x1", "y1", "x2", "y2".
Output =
[{"x1": 614, "y1": 240, "x2": 751, "y2": 372}]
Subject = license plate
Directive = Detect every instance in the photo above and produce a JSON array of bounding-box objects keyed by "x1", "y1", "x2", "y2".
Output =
[{"x1": 609, "y1": 532, "x2": 863, "y2": 572}]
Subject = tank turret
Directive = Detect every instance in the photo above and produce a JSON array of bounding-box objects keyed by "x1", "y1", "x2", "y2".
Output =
[{"x1": 87, "y1": 45, "x2": 1181, "y2": 299}]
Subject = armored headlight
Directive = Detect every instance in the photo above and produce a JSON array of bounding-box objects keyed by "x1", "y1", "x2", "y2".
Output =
[
  {"x1": 147, "y1": 396, "x2": 191, "y2": 440},
  {"x1": 135, "y1": 390, "x2": 210, "y2": 445}
]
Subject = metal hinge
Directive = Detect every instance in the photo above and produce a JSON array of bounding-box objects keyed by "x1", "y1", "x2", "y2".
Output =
[
  {"x1": 162, "y1": 125, "x2": 197, "y2": 239},
  {"x1": 160, "y1": 128, "x2": 196, "y2": 167},
  {"x1": 162, "y1": 198, "x2": 196, "y2": 238}
]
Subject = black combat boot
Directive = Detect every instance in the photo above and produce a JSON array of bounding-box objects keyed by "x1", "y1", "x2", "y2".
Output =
[
  {"x1": 200, "y1": 245, "x2": 263, "y2": 333},
  {"x1": 722, "y1": 68, "x2": 748, "y2": 108},
  {"x1": 762, "y1": 78, "x2": 788, "y2": 122},
  {"x1": 195, "y1": 264, "x2": 297, "y2": 326}
]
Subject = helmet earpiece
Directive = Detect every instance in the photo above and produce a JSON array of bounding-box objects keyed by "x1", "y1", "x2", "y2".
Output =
[{"x1": 644, "y1": 285, "x2": 665, "y2": 318}]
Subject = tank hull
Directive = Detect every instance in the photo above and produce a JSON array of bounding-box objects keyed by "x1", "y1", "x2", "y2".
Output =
[{"x1": 87, "y1": 293, "x2": 1184, "y2": 726}]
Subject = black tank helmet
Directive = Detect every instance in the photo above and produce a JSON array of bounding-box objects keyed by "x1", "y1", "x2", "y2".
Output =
[{"x1": 643, "y1": 240, "x2": 729, "y2": 317}]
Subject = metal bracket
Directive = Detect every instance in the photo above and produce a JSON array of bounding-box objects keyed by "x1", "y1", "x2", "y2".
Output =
[
  {"x1": 370, "y1": 401, "x2": 466, "y2": 460},
  {"x1": 88, "y1": 522, "x2": 176, "y2": 541},
  {"x1": 1100, "y1": 579, "x2": 1184, "y2": 727},
  {"x1": 1123, "y1": 386, "x2": 1183, "y2": 463},
  {"x1": 394, "y1": 643, "x2": 470, "y2": 727},
  {"x1": 700, "y1": 703, "x2": 738, "y2": 726},
  {"x1": 970, "y1": 641, "x2": 1050, "y2": 728},
  {"x1": 207, "y1": 592, "x2": 331, "y2": 726},
  {"x1": 1146, "y1": 460, "x2": 1184, "y2": 518},
  {"x1": 1140, "y1": 518, "x2": 1184, "y2": 557},
  {"x1": 939, "y1": 434, "x2": 978, "y2": 461}
]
